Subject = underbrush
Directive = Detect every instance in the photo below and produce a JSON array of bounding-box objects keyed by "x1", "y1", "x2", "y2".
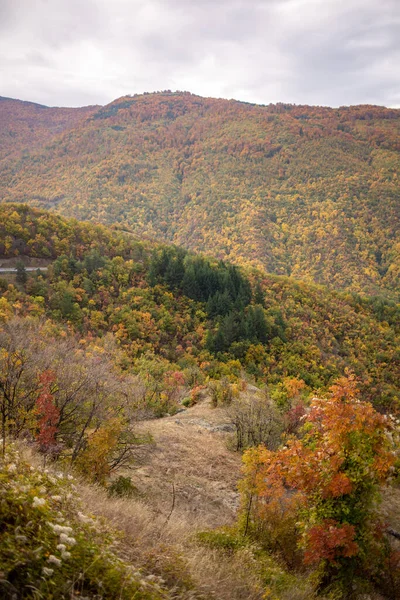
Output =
[
  {"x1": 1, "y1": 443, "x2": 276, "y2": 600},
  {"x1": 196, "y1": 528, "x2": 315, "y2": 600},
  {"x1": 2, "y1": 441, "x2": 397, "y2": 600},
  {"x1": 0, "y1": 444, "x2": 165, "y2": 599}
]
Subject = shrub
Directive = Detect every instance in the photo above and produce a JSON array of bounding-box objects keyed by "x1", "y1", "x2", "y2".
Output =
[
  {"x1": 209, "y1": 377, "x2": 236, "y2": 407},
  {"x1": 0, "y1": 444, "x2": 163, "y2": 599},
  {"x1": 239, "y1": 376, "x2": 399, "y2": 595},
  {"x1": 108, "y1": 475, "x2": 139, "y2": 498},
  {"x1": 228, "y1": 394, "x2": 283, "y2": 451},
  {"x1": 197, "y1": 528, "x2": 246, "y2": 553}
]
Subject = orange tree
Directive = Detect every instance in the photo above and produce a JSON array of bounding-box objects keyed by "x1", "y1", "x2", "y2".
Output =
[{"x1": 240, "y1": 376, "x2": 397, "y2": 593}]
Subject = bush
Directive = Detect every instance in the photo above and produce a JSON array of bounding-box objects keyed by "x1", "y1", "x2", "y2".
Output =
[
  {"x1": 228, "y1": 394, "x2": 283, "y2": 451},
  {"x1": 239, "y1": 376, "x2": 400, "y2": 595},
  {"x1": 197, "y1": 528, "x2": 246, "y2": 553},
  {"x1": 108, "y1": 475, "x2": 139, "y2": 498},
  {"x1": 0, "y1": 444, "x2": 163, "y2": 599},
  {"x1": 209, "y1": 377, "x2": 236, "y2": 407}
]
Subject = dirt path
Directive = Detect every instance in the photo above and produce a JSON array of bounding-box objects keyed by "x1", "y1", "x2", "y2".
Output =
[{"x1": 132, "y1": 398, "x2": 241, "y2": 528}]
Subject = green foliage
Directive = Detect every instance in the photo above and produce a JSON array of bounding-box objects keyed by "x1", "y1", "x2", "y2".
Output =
[
  {"x1": 196, "y1": 528, "x2": 247, "y2": 553},
  {"x1": 15, "y1": 260, "x2": 27, "y2": 285},
  {"x1": 149, "y1": 246, "x2": 252, "y2": 312},
  {"x1": 108, "y1": 475, "x2": 139, "y2": 498},
  {"x1": 206, "y1": 304, "x2": 274, "y2": 354},
  {"x1": 0, "y1": 445, "x2": 163, "y2": 599}
]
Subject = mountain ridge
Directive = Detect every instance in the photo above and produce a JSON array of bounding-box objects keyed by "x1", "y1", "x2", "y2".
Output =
[{"x1": 1, "y1": 92, "x2": 399, "y2": 299}]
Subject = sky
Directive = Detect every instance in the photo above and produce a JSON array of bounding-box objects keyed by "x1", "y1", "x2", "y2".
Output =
[{"x1": 0, "y1": 0, "x2": 399, "y2": 108}]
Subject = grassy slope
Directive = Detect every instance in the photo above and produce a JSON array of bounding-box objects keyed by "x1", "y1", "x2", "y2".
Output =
[
  {"x1": 0, "y1": 93, "x2": 399, "y2": 297},
  {"x1": 133, "y1": 397, "x2": 242, "y2": 526}
]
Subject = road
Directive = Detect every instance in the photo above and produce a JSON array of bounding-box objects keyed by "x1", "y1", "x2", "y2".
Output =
[{"x1": 0, "y1": 267, "x2": 48, "y2": 273}]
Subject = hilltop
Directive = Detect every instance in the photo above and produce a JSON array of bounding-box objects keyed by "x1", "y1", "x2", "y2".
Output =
[
  {"x1": 0, "y1": 92, "x2": 399, "y2": 298},
  {"x1": 0, "y1": 96, "x2": 97, "y2": 161}
]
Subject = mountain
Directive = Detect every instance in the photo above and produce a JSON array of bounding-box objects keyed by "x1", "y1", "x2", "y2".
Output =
[
  {"x1": 0, "y1": 96, "x2": 98, "y2": 161},
  {"x1": 0, "y1": 92, "x2": 399, "y2": 298}
]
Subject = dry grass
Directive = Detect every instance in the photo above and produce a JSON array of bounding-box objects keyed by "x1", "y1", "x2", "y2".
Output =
[
  {"x1": 20, "y1": 398, "x2": 272, "y2": 599},
  {"x1": 78, "y1": 483, "x2": 272, "y2": 600},
  {"x1": 131, "y1": 399, "x2": 242, "y2": 528},
  {"x1": 381, "y1": 485, "x2": 400, "y2": 532},
  {"x1": 71, "y1": 399, "x2": 273, "y2": 599}
]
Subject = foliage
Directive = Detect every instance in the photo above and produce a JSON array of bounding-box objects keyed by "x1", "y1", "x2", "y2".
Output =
[
  {"x1": 0, "y1": 318, "x2": 151, "y2": 476},
  {"x1": 108, "y1": 475, "x2": 139, "y2": 498},
  {"x1": 35, "y1": 370, "x2": 59, "y2": 453},
  {"x1": 15, "y1": 260, "x2": 27, "y2": 285},
  {"x1": 0, "y1": 205, "x2": 399, "y2": 414},
  {"x1": 196, "y1": 528, "x2": 247, "y2": 553},
  {"x1": 209, "y1": 377, "x2": 237, "y2": 407},
  {"x1": 239, "y1": 376, "x2": 399, "y2": 594},
  {"x1": 1, "y1": 93, "x2": 399, "y2": 298},
  {"x1": 228, "y1": 393, "x2": 283, "y2": 451},
  {"x1": 75, "y1": 418, "x2": 148, "y2": 484},
  {"x1": 0, "y1": 444, "x2": 164, "y2": 599}
]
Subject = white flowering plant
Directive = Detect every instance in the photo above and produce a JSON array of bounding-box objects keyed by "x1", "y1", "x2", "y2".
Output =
[{"x1": 0, "y1": 444, "x2": 164, "y2": 599}]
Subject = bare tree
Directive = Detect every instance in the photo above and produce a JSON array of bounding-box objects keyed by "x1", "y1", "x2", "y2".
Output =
[
  {"x1": 0, "y1": 318, "x2": 45, "y2": 454},
  {"x1": 228, "y1": 393, "x2": 283, "y2": 451},
  {"x1": 0, "y1": 317, "x2": 150, "y2": 470}
]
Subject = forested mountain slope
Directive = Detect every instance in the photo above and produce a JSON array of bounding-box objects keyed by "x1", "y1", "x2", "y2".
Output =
[
  {"x1": 0, "y1": 93, "x2": 399, "y2": 298},
  {"x1": 1, "y1": 204, "x2": 399, "y2": 412},
  {"x1": 0, "y1": 96, "x2": 97, "y2": 161}
]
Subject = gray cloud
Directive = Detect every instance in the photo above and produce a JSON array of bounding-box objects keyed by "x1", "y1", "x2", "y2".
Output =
[{"x1": 0, "y1": 0, "x2": 399, "y2": 107}]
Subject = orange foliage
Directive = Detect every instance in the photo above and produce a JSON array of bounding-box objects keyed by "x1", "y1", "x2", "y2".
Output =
[
  {"x1": 241, "y1": 376, "x2": 396, "y2": 578},
  {"x1": 304, "y1": 520, "x2": 359, "y2": 565}
]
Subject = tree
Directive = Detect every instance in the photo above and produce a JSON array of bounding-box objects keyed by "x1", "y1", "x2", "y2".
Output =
[
  {"x1": 228, "y1": 392, "x2": 283, "y2": 451},
  {"x1": 0, "y1": 319, "x2": 42, "y2": 455},
  {"x1": 16, "y1": 260, "x2": 27, "y2": 285},
  {"x1": 35, "y1": 369, "x2": 59, "y2": 455},
  {"x1": 240, "y1": 376, "x2": 397, "y2": 594}
]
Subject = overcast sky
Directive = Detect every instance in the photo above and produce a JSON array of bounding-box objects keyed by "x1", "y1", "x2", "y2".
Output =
[{"x1": 0, "y1": 0, "x2": 399, "y2": 108}]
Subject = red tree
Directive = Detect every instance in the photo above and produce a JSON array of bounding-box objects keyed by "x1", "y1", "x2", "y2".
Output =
[{"x1": 35, "y1": 370, "x2": 59, "y2": 451}]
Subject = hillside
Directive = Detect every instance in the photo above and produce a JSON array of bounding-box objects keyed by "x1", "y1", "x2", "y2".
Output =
[
  {"x1": 0, "y1": 204, "x2": 399, "y2": 412},
  {"x1": 1, "y1": 205, "x2": 400, "y2": 599},
  {"x1": 0, "y1": 96, "x2": 98, "y2": 162},
  {"x1": 0, "y1": 92, "x2": 399, "y2": 298}
]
